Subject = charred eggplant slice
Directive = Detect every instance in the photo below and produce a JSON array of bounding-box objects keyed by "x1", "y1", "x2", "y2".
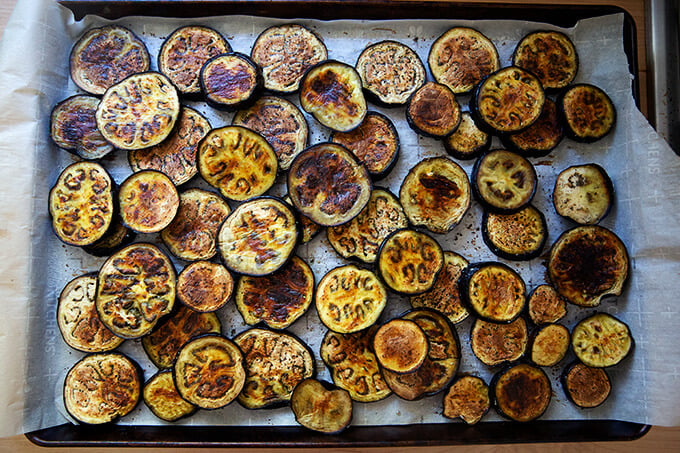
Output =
[
  {"x1": 428, "y1": 27, "x2": 500, "y2": 94},
  {"x1": 406, "y1": 82, "x2": 461, "y2": 138},
  {"x1": 481, "y1": 205, "x2": 548, "y2": 261},
  {"x1": 200, "y1": 52, "x2": 263, "y2": 111},
  {"x1": 291, "y1": 379, "x2": 352, "y2": 434},
  {"x1": 128, "y1": 106, "x2": 211, "y2": 186},
  {"x1": 443, "y1": 375, "x2": 490, "y2": 425},
  {"x1": 501, "y1": 98, "x2": 564, "y2": 158},
  {"x1": 70, "y1": 25, "x2": 150, "y2": 95},
  {"x1": 492, "y1": 363, "x2": 551, "y2": 422},
  {"x1": 562, "y1": 361, "x2": 612, "y2": 408},
  {"x1": 143, "y1": 370, "x2": 197, "y2": 422},
  {"x1": 118, "y1": 170, "x2": 180, "y2": 234},
  {"x1": 234, "y1": 328, "x2": 315, "y2": 409},
  {"x1": 316, "y1": 264, "x2": 387, "y2": 334},
  {"x1": 49, "y1": 161, "x2": 114, "y2": 247},
  {"x1": 158, "y1": 25, "x2": 231, "y2": 97},
  {"x1": 217, "y1": 197, "x2": 298, "y2": 276},
  {"x1": 96, "y1": 243, "x2": 176, "y2": 339},
  {"x1": 355, "y1": 40, "x2": 426, "y2": 106},
  {"x1": 461, "y1": 262, "x2": 526, "y2": 323},
  {"x1": 64, "y1": 353, "x2": 141, "y2": 424},
  {"x1": 553, "y1": 163, "x2": 614, "y2": 225},
  {"x1": 327, "y1": 188, "x2": 408, "y2": 264},
  {"x1": 177, "y1": 261, "x2": 234, "y2": 312},
  {"x1": 444, "y1": 112, "x2": 491, "y2": 161},
  {"x1": 232, "y1": 96, "x2": 309, "y2": 171},
  {"x1": 472, "y1": 149, "x2": 538, "y2": 213},
  {"x1": 50, "y1": 95, "x2": 114, "y2": 160},
  {"x1": 287, "y1": 143, "x2": 372, "y2": 227},
  {"x1": 173, "y1": 334, "x2": 246, "y2": 410},
  {"x1": 512, "y1": 31, "x2": 578, "y2": 91},
  {"x1": 530, "y1": 323, "x2": 570, "y2": 367},
  {"x1": 299, "y1": 60, "x2": 367, "y2": 132},
  {"x1": 377, "y1": 229, "x2": 444, "y2": 295},
  {"x1": 374, "y1": 318, "x2": 428, "y2": 374},
  {"x1": 250, "y1": 24, "x2": 327, "y2": 94},
  {"x1": 160, "y1": 188, "x2": 231, "y2": 262},
  {"x1": 399, "y1": 157, "x2": 471, "y2": 234},
  {"x1": 471, "y1": 317, "x2": 528, "y2": 367},
  {"x1": 558, "y1": 83, "x2": 616, "y2": 142},
  {"x1": 198, "y1": 126, "x2": 278, "y2": 202},
  {"x1": 57, "y1": 274, "x2": 124, "y2": 353},
  {"x1": 82, "y1": 217, "x2": 136, "y2": 257},
  {"x1": 527, "y1": 284, "x2": 567, "y2": 325},
  {"x1": 320, "y1": 327, "x2": 392, "y2": 402},
  {"x1": 571, "y1": 312, "x2": 633, "y2": 368},
  {"x1": 548, "y1": 225, "x2": 629, "y2": 307}
]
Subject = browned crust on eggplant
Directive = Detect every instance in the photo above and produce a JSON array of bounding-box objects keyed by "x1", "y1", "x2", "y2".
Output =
[
  {"x1": 472, "y1": 149, "x2": 537, "y2": 213},
  {"x1": 118, "y1": 170, "x2": 180, "y2": 234},
  {"x1": 571, "y1": 312, "x2": 633, "y2": 368},
  {"x1": 177, "y1": 261, "x2": 234, "y2": 312},
  {"x1": 553, "y1": 163, "x2": 614, "y2": 225},
  {"x1": 562, "y1": 362, "x2": 611, "y2": 408},
  {"x1": 200, "y1": 53, "x2": 263, "y2": 110},
  {"x1": 512, "y1": 31, "x2": 578, "y2": 91},
  {"x1": 406, "y1": 82, "x2": 461, "y2": 138},
  {"x1": 462, "y1": 262, "x2": 526, "y2": 323},
  {"x1": 527, "y1": 284, "x2": 567, "y2": 325},
  {"x1": 374, "y1": 318, "x2": 428, "y2": 374},
  {"x1": 443, "y1": 375, "x2": 490, "y2": 424},
  {"x1": 530, "y1": 323, "x2": 570, "y2": 367},
  {"x1": 444, "y1": 112, "x2": 491, "y2": 160},
  {"x1": 471, "y1": 317, "x2": 528, "y2": 367},
  {"x1": 143, "y1": 370, "x2": 197, "y2": 422},
  {"x1": 502, "y1": 98, "x2": 564, "y2": 158},
  {"x1": 492, "y1": 363, "x2": 551, "y2": 422},
  {"x1": 558, "y1": 84, "x2": 616, "y2": 142},
  {"x1": 291, "y1": 378, "x2": 352, "y2": 434},
  {"x1": 482, "y1": 205, "x2": 548, "y2": 261},
  {"x1": 50, "y1": 95, "x2": 114, "y2": 160}
]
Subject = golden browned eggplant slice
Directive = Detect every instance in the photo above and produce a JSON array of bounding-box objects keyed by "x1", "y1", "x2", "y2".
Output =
[
  {"x1": 481, "y1": 205, "x2": 548, "y2": 261},
  {"x1": 283, "y1": 195, "x2": 323, "y2": 244},
  {"x1": 548, "y1": 225, "x2": 629, "y2": 307},
  {"x1": 200, "y1": 52, "x2": 263, "y2": 111},
  {"x1": 472, "y1": 149, "x2": 538, "y2": 213},
  {"x1": 177, "y1": 261, "x2": 234, "y2": 312},
  {"x1": 502, "y1": 98, "x2": 565, "y2": 158},
  {"x1": 234, "y1": 328, "x2": 315, "y2": 409},
  {"x1": 50, "y1": 95, "x2": 114, "y2": 160},
  {"x1": 399, "y1": 157, "x2": 471, "y2": 234},
  {"x1": 470, "y1": 317, "x2": 528, "y2": 367},
  {"x1": 217, "y1": 197, "x2": 298, "y2": 276},
  {"x1": 527, "y1": 284, "x2": 567, "y2": 325},
  {"x1": 118, "y1": 170, "x2": 180, "y2": 234},
  {"x1": 562, "y1": 361, "x2": 612, "y2": 409},
  {"x1": 64, "y1": 353, "x2": 141, "y2": 424},
  {"x1": 96, "y1": 243, "x2": 176, "y2": 339},
  {"x1": 553, "y1": 163, "x2": 614, "y2": 225},
  {"x1": 197, "y1": 125, "x2": 278, "y2": 202},
  {"x1": 291, "y1": 378, "x2": 353, "y2": 434},
  {"x1": 315, "y1": 264, "x2": 387, "y2": 334},
  {"x1": 443, "y1": 375, "x2": 490, "y2": 425},
  {"x1": 512, "y1": 31, "x2": 578, "y2": 91},
  {"x1": 571, "y1": 312, "x2": 633, "y2": 368},
  {"x1": 373, "y1": 318, "x2": 428, "y2": 374},
  {"x1": 173, "y1": 334, "x2": 246, "y2": 410},
  {"x1": 530, "y1": 323, "x2": 570, "y2": 367},
  {"x1": 444, "y1": 112, "x2": 491, "y2": 161},
  {"x1": 558, "y1": 83, "x2": 616, "y2": 142},
  {"x1": 406, "y1": 82, "x2": 461, "y2": 138},
  {"x1": 492, "y1": 363, "x2": 551, "y2": 422},
  {"x1": 287, "y1": 143, "x2": 372, "y2": 227},
  {"x1": 250, "y1": 24, "x2": 327, "y2": 93},
  {"x1": 461, "y1": 262, "x2": 526, "y2": 323},
  {"x1": 82, "y1": 217, "x2": 136, "y2": 257},
  {"x1": 143, "y1": 370, "x2": 197, "y2": 422},
  {"x1": 235, "y1": 255, "x2": 314, "y2": 330},
  {"x1": 70, "y1": 25, "x2": 150, "y2": 95}
]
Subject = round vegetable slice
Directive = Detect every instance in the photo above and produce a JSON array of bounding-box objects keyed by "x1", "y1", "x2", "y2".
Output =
[
  {"x1": 443, "y1": 375, "x2": 490, "y2": 425},
  {"x1": 501, "y1": 98, "x2": 564, "y2": 158},
  {"x1": 444, "y1": 111, "x2": 491, "y2": 161},
  {"x1": 512, "y1": 31, "x2": 578, "y2": 91},
  {"x1": 471, "y1": 317, "x2": 528, "y2": 367},
  {"x1": 461, "y1": 262, "x2": 526, "y2": 323},
  {"x1": 399, "y1": 157, "x2": 471, "y2": 234},
  {"x1": 492, "y1": 363, "x2": 551, "y2": 422},
  {"x1": 70, "y1": 25, "x2": 150, "y2": 95},
  {"x1": 143, "y1": 370, "x2": 197, "y2": 422},
  {"x1": 571, "y1": 312, "x2": 633, "y2": 368},
  {"x1": 472, "y1": 149, "x2": 538, "y2": 213},
  {"x1": 527, "y1": 284, "x2": 567, "y2": 325},
  {"x1": 562, "y1": 361, "x2": 612, "y2": 409},
  {"x1": 558, "y1": 83, "x2": 616, "y2": 142},
  {"x1": 481, "y1": 205, "x2": 548, "y2": 261},
  {"x1": 200, "y1": 52, "x2": 263, "y2": 111},
  {"x1": 374, "y1": 318, "x2": 428, "y2": 374},
  {"x1": 553, "y1": 163, "x2": 614, "y2": 225},
  {"x1": 406, "y1": 82, "x2": 461, "y2": 138},
  {"x1": 291, "y1": 379, "x2": 352, "y2": 434},
  {"x1": 177, "y1": 261, "x2": 234, "y2": 312},
  {"x1": 50, "y1": 95, "x2": 114, "y2": 160},
  {"x1": 118, "y1": 170, "x2": 180, "y2": 234},
  {"x1": 530, "y1": 323, "x2": 570, "y2": 367}
]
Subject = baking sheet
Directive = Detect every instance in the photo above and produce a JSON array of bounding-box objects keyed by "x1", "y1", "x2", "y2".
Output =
[{"x1": 0, "y1": 0, "x2": 679, "y2": 439}]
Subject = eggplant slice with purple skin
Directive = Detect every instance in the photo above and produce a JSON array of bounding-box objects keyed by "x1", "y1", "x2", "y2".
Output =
[
  {"x1": 373, "y1": 318, "x2": 429, "y2": 374},
  {"x1": 444, "y1": 111, "x2": 491, "y2": 161},
  {"x1": 470, "y1": 317, "x2": 528, "y2": 367},
  {"x1": 472, "y1": 149, "x2": 538, "y2": 213},
  {"x1": 200, "y1": 52, "x2": 263, "y2": 111},
  {"x1": 571, "y1": 312, "x2": 633, "y2": 368},
  {"x1": 512, "y1": 30, "x2": 579, "y2": 91},
  {"x1": 501, "y1": 98, "x2": 565, "y2": 158},
  {"x1": 176, "y1": 261, "x2": 234, "y2": 313},
  {"x1": 443, "y1": 375, "x2": 490, "y2": 425},
  {"x1": 406, "y1": 82, "x2": 461, "y2": 138},
  {"x1": 558, "y1": 83, "x2": 616, "y2": 142},
  {"x1": 461, "y1": 261, "x2": 526, "y2": 323},
  {"x1": 527, "y1": 284, "x2": 567, "y2": 325},
  {"x1": 291, "y1": 378, "x2": 353, "y2": 434},
  {"x1": 529, "y1": 323, "x2": 570, "y2": 367},
  {"x1": 481, "y1": 204, "x2": 548, "y2": 261},
  {"x1": 50, "y1": 95, "x2": 114, "y2": 160},
  {"x1": 562, "y1": 361, "x2": 612, "y2": 409},
  {"x1": 144, "y1": 370, "x2": 197, "y2": 422},
  {"x1": 553, "y1": 163, "x2": 614, "y2": 225},
  {"x1": 492, "y1": 363, "x2": 551, "y2": 422},
  {"x1": 118, "y1": 170, "x2": 180, "y2": 234}
]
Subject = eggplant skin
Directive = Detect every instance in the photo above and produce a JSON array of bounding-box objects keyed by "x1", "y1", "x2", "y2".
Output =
[
  {"x1": 118, "y1": 170, "x2": 180, "y2": 234},
  {"x1": 501, "y1": 98, "x2": 564, "y2": 158},
  {"x1": 291, "y1": 378, "x2": 353, "y2": 434},
  {"x1": 470, "y1": 317, "x2": 528, "y2": 367},
  {"x1": 512, "y1": 31, "x2": 578, "y2": 91},
  {"x1": 527, "y1": 284, "x2": 567, "y2": 325},
  {"x1": 444, "y1": 112, "x2": 491, "y2": 161},
  {"x1": 443, "y1": 375, "x2": 490, "y2": 425},
  {"x1": 571, "y1": 312, "x2": 634, "y2": 368},
  {"x1": 472, "y1": 149, "x2": 538, "y2": 213},
  {"x1": 200, "y1": 52, "x2": 263, "y2": 111},
  {"x1": 481, "y1": 205, "x2": 548, "y2": 261},
  {"x1": 461, "y1": 262, "x2": 526, "y2": 323},
  {"x1": 558, "y1": 83, "x2": 616, "y2": 142},
  {"x1": 373, "y1": 318, "x2": 428, "y2": 374},
  {"x1": 82, "y1": 218, "x2": 136, "y2": 257},
  {"x1": 562, "y1": 361, "x2": 611, "y2": 409},
  {"x1": 529, "y1": 323, "x2": 570, "y2": 367},
  {"x1": 406, "y1": 82, "x2": 461, "y2": 138},
  {"x1": 143, "y1": 370, "x2": 197, "y2": 422},
  {"x1": 491, "y1": 363, "x2": 551, "y2": 422},
  {"x1": 553, "y1": 163, "x2": 614, "y2": 225},
  {"x1": 50, "y1": 95, "x2": 114, "y2": 160},
  {"x1": 176, "y1": 261, "x2": 234, "y2": 313}
]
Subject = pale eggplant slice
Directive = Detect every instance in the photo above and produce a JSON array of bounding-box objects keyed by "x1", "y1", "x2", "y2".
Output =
[
  {"x1": 399, "y1": 156, "x2": 471, "y2": 234},
  {"x1": 512, "y1": 31, "x2": 579, "y2": 91},
  {"x1": 553, "y1": 163, "x2": 614, "y2": 225},
  {"x1": 444, "y1": 112, "x2": 491, "y2": 161},
  {"x1": 571, "y1": 312, "x2": 633, "y2": 368},
  {"x1": 527, "y1": 284, "x2": 567, "y2": 325},
  {"x1": 471, "y1": 317, "x2": 528, "y2": 367},
  {"x1": 548, "y1": 225, "x2": 629, "y2": 307},
  {"x1": 177, "y1": 261, "x2": 234, "y2": 312},
  {"x1": 291, "y1": 379, "x2": 353, "y2": 434},
  {"x1": 50, "y1": 95, "x2": 114, "y2": 160},
  {"x1": 118, "y1": 170, "x2": 180, "y2": 234},
  {"x1": 501, "y1": 98, "x2": 564, "y2": 158},
  {"x1": 373, "y1": 318, "x2": 428, "y2": 374},
  {"x1": 406, "y1": 82, "x2": 461, "y2": 138},
  {"x1": 443, "y1": 375, "x2": 490, "y2": 425},
  {"x1": 143, "y1": 370, "x2": 197, "y2": 422},
  {"x1": 562, "y1": 361, "x2": 612, "y2": 409},
  {"x1": 558, "y1": 83, "x2": 616, "y2": 142},
  {"x1": 492, "y1": 363, "x2": 551, "y2": 422},
  {"x1": 64, "y1": 353, "x2": 142, "y2": 424},
  {"x1": 234, "y1": 328, "x2": 315, "y2": 409},
  {"x1": 530, "y1": 323, "x2": 570, "y2": 367},
  {"x1": 283, "y1": 195, "x2": 323, "y2": 244},
  {"x1": 70, "y1": 25, "x2": 150, "y2": 95},
  {"x1": 82, "y1": 217, "x2": 136, "y2": 257},
  {"x1": 481, "y1": 205, "x2": 548, "y2": 261},
  {"x1": 461, "y1": 262, "x2": 526, "y2": 323},
  {"x1": 200, "y1": 52, "x2": 263, "y2": 111},
  {"x1": 472, "y1": 149, "x2": 538, "y2": 213}
]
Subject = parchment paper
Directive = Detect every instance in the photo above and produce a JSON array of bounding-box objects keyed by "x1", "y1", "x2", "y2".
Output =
[{"x1": 0, "y1": 0, "x2": 679, "y2": 438}]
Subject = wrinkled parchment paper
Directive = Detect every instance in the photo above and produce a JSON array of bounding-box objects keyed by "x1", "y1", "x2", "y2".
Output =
[{"x1": 0, "y1": 0, "x2": 679, "y2": 438}]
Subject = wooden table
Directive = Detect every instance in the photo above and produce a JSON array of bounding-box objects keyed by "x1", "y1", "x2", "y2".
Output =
[{"x1": 0, "y1": 0, "x2": 677, "y2": 451}]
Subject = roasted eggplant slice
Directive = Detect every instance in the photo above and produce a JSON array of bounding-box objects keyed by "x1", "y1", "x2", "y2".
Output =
[
  {"x1": 177, "y1": 261, "x2": 234, "y2": 312},
  {"x1": 406, "y1": 82, "x2": 461, "y2": 138},
  {"x1": 461, "y1": 262, "x2": 526, "y2": 323},
  {"x1": 235, "y1": 255, "x2": 314, "y2": 329},
  {"x1": 501, "y1": 98, "x2": 564, "y2": 158},
  {"x1": 315, "y1": 264, "x2": 387, "y2": 334},
  {"x1": 527, "y1": 284, "x2": 567, "y2": 325},
  {"x1": 571, "y1": 312, "x2": 633, "y2": 368},
  {"x1": 143, "y1": 370, "x2": 197, "y2": 422},
  {"x1": 197, "y1": 125, "x2": 278, "y2": 202},
  {"x1": 299, "y1": 60, "x2": 367, "y2": 132},
  {"x1": 377, "y1": 229, "x2": 444, "y2": 295},
  {"x1": 444, "y1": 112, "x2": 491, "y2": 161},
  {"x1": 234, "y1": 328, "x2": 315, "y2": 409},
  {"x1": 250, "y1": 24, "x2": 327, "y2": 94},
  {"x1": 160, "y1": 188, "x2": 231, "y2": 262},
  {"x1": 96, "y1": 243, "x2": 176, "y2": 339},
  {"x1": 173, "y1": 334, "x2": 246, "y2": 410},
  {"x1": 492, "y1": 363, "x2": 551, "y2": 422},
  {"x1": 287, "y1": 143, "x2": 372, "y2": 227},
  {"x1": 128, "y1": 106, "x2": 211, "y2": 186},
  {"x1": 443, "y1": 375, "x2": 490, "y2": 425},
  {"x1": 49, "y1": 161, "x2": 114, "y2": 247},
  {"x1": 530, "y1": 323, "x2": 570, "y2": 367},
  {"x1": 200, "y1": 52, "x2": 263, "y2": 111},
  {"x1": 64, "y1": 353, "x2": 141, "y2": 424},
  {"x1": 399, "y1": 156, "x2": 471, "y2": 234},
  {"x1": 327, "y1": 188, "x2": 408, "y2": 264},
  {"x1": 291, "y1": 378, "x2": 352, "y2": 434},
  {"x1": 142, "y1": 305, "x2": 221, "y2": 369},
  {"x1": 428, "y1": 27, "x2": 500, "y2": 94},
  {"x1": 57, "y1": 274, "x2": 124, "y2": 353},
  {"x1": 410, "y1": 251, "x2": 470, "y2": 324},
  {"x1": 232, "y1": 96, "x2": 309, "y2": 171},
  {"x1": 82, "y1": 217, "x2": 136, "y2": 257},
  {"x1": 548, "y1": 225, "x2": 629, "y2": 307},
  {"x1": 50, "y1": 95, "x2": 114, "y2": 160},
  {"x1": 558, "y1": 83, "x2": 616, "y2": 142},
  {"x1": 481, "y1": 205, "x2": 548, "y2": 261},
  {"x1": 320, "y1": 327, "x2": 392, "y2": 403},
  {"x1": 562, "y1": 361, "x2": 612, "y2": 409},
  {"x1": 512, "y1": 31, "x2": 578, "y2": 91},
  {"x1": 472, "y1": 149, "x2": 538, "y2": 213},
  {"x1": 284, "y1": 195, "x2": 323, "y2": 244},
  {"x1": 158, "y1": 25, "x2": 231, "y2": 97},
  {"x1": 553, "y1": 163, "x2": 614, "y2": 225},
  {"x1": 118, "y1": 170, "x2": 180, "y2": 234},
  {"x1": 355, "y1": 40, "x2": 426, "y2": 106},
  {"x1": 373, "y1": 318, "x2": 428, "y2": 374},
  {"x1": 470, "y1": 317, "x2": 528, "y2": 367},
  {"x1": 70, "y1": 25, "x2": 150, "y2": 95},
  {"x1": 217, "y1": 197, "x2": 298, "y2": 276}
]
